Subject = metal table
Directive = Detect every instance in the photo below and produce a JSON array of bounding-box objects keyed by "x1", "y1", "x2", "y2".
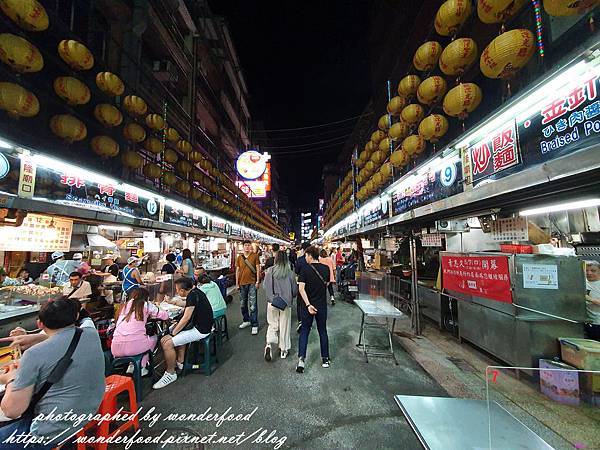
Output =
[
  {"x1": 394, "y1": 395, "x2": 555, "y2": 450},
  {"x1": 354, "y1": 298, "x2": 404, "y2": 365}
]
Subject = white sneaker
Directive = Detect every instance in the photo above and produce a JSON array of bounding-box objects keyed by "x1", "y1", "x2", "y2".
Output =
[
  {"x1": 152, "y1": 371, "x2": 177, "y2": 389},
  {"x1": 280, "y1": 350, "x2": 288, "y2": 359},
  {"x1": 239, "y1": 321, "x2": 251, "y2": 329},
  {"x1": 141, "y1": 367, "x2": 149, "y2": 377},
  {"x1": 251, "y1": 327, "x2": 259, "y2": 335},
  {"x1": 126, "y1": 362, "x2": 135, "y2": 375}
]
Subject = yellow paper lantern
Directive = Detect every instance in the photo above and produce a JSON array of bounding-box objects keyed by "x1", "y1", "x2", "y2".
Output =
[
  {"x1": 0, "y1": 82, "x2": 39, "y2": 118},
  {"x1": 54, "y1": 77, "x2": 90, "y2": 106},
  {"x1": 356, "y1": 171, "x2": 366, "y2": 184},
  {"x1": 356, "y1": 150, "x2": 368, "y2": 168},
  {"x1": 191, "y1": 169, "x2": 204, "y2": 183},
  {"x1": 162, "y1": 172, "x2": 177, "y2": 186},
  {"x1": 381, "y1": 162, "x2": 393, "y2": 181},
  {"x1": 58, "y1": 40, "x2": 94, "y2": 71},
  {"x1": 371, "y1": 150, "x2": 386, "y2": 164},
  {"x1": 123, "y1": 95, "x2": 148, "y2": 116},
  {"x1": 378, "y1": 114, "x2": 391, "y2": 131},
  {"x1": 164, "y1": 148, "x2": 178, "y2": 164},
  {"x1": 0, "y1": 34, "x2": 43, "y2": 73},
  {"x1": 443, "y1": 83, "x2": 483, "y2": 118},
  {"x1": 121, "y1": 151, "x2": 144, "y2": 170},
  {"x1": 439, "y1": 38, "x2": 478, "y2": 76},
  {"x1": 166, "y1": 127, "x2": 180, "y2": 142},
  {"x1": 544, "y1": 0, "x2": 599, "y2": 16},
  {"x1": 371, "y1": 130, "x2": 386, "y2": 144},
  {"x1": 123, "y1": 123, "x2": 146, "y2": 143},
  {"x1": 176, "y1": 160, "x2": 192, "y2": 175},
  {"x1": 91, "y1": 136, "x2": 119, "y2": 158},
  {"x1": 177, "y1": 140, "x2": 192, "y2": 154},
  {"x1": 143, "y1": 163, "x2": 161, "y2": 179},
  {"x1": 365, "y1": 179, "x2": 375, "y2": 195},
  {"x1": 143, "y1": 137, "x2": 163, "y2": 155},
  {"x1": 145, "y1": 113, "x2": 164, "y2": 131},
  {"x1": 418, "y1": 114, "x2": 449, "y2": 142},
  {"x1": 413, "y1": 41, "x2": 443, "y2": 71},
  {"x1": 398, "y1": 75, "x2": 421, "y2": 97},
  {"x1": 390, "y1": 150, "x2": 409, "y2": 168},
  {"x1": 0, "y1": 0, "x2": 49, "y2": 31},
  {"x1": 401, "y1": 104, "x2": 425, "y2": 125},
  {"x1": 477, "y1": 0, "x2": 526, "y2": 23},
  {"x1": 96, "y1": 72, "x2": 124, "y2": 97},
  {"x1": 387, "y1": 96, "x2": 407, "y2": 115},
  {"x1": 364, "y1": 161, "x2": 376, "y2": 175},
  {"x1": 191, "y1": 189, "x2": 203, "y2": 201},
  {"x1": 189, "y1": 151, "x2": 203, "y2": 163},
  {"x1": 435, "y1": 0, "x2": 472, "y2": 36},
  {"x1": 389, "y1": 121, "x2": 410, "y2": 141},
  {"x1": 94, "y1": 104, "x2": 123, "y2": 127},
  {"x1": 480, "y1": 29, "x2": 535, "y2": 79},
  {"x1": 402, "y1": 135, "x2": 426, "y2": 157},
  {"x1": 379, "y1": 137, "x2": 393, "y2": 155},
  {"x1": 50, "y1": 114, "x2": 87, "y2": 142},
  {"x1": 417, "y1": 76, "x2": 448, "y2": 105},
  {"x1": 365, "y1": 141, "x2": 375, "y2": 154}
]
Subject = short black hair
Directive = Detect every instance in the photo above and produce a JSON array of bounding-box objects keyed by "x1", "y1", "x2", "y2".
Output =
[
  {"x1": 272, "y1": 243, "x2": 280, "y2": 252},
  {"x1": 175, "y1": 277, "x2": 194, "y2": 290},
  {"x1": 198, "y1": 274, "x2": 212, "y2": 284},
  {"x1": 166, "y1": 253, "x2": 176, "y2": 262},
  {"x1": 242, "y1": 240, "x2": 251, "y2": 245},
  {"x1": 301, "y1": 242, "x2": 310, "y2": 251},
  {"x1": 69, "y1": 272, "x2": 81, "y2": 279},
  {"x1": 305, "y1": 245, "x2": 320, "y2": 260},
  {"x1": 38, "y1": 297, "x2": 78, "y2": 330}
]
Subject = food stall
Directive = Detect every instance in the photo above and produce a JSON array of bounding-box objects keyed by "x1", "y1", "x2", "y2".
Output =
[{"x1": 0, "y1": 284, "x2": 62, "y2": 336}]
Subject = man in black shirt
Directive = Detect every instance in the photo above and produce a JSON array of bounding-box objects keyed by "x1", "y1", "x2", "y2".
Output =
[
  {"x1": 153, "y1": 278, "x2": 213, "y2": 389},
  {"x1": 294, "y1": 242, "x2": 310, "y2": 333},
  {"x1": 296, "y1": 245, "x2": 331, "y2": 373}
]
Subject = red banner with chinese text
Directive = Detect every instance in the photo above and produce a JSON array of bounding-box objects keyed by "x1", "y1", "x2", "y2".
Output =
[{"x1": 441, "y1": 255, "x2": 512, "y2": 303}]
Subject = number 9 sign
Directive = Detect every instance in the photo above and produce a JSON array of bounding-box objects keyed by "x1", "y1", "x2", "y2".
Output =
[{"x1": 440, "y1": 162, "x2": 457, "y2": 187}]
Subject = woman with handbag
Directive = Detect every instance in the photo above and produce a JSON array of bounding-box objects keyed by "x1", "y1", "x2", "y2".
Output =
[
  {"x1": 110, "y1": 288, "x2": 169, "y2": 376},
  {"x1": 263, "y1": 251, "x2": 298, "y2": 361}
]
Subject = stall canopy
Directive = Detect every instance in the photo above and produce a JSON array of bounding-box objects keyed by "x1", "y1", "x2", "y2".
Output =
[{"x1": 69, "y1": 234, "x2": 118, "y2": 252}]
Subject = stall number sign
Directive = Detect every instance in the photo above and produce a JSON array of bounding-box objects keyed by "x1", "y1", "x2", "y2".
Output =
[
  {"x1": 466, "y1": 121, "x2": 519, "y2": 185},
  {"x1": 156, "y1": 274, "x2": 173, "y2": 282},
  {"x1": 0, "y1": 214, "x2": 72, "y2": 252},
  {"x1": 442, "y1": 255, "x2": 512, "y2": 303},
  {"x1": 422, "y1": 233, "x2": 443, "y2": 247},
  {"x1": 490, "y1": 217, "x2": 529, "y2": 242}
]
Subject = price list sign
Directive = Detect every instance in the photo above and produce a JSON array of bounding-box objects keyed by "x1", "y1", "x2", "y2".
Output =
[
  {"x1": 0, "y1": 214, "x2": 72, "y2": 252},
  {"x1": 490, "y1": 217, "x2": 529, "y2": 242}
]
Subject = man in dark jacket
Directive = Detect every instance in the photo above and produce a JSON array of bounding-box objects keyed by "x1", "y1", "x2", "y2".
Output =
[{"x1": 294, "y1": 242, "x2": 310, "y2": 333}]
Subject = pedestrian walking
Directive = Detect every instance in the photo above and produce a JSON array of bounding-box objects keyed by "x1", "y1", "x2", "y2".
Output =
[
  {"x1": 294, "y1": 242, "x2": 310, "y2": 333},
  {"x1": 296, "y1": 245, "x2": 331, "y2": 373},
  {"x1": 319, "y1": 249, "x2": 336, "y2": 305},
  {"x1": 236, "y1": 240, "x2": 261, "y2": 335},
  {"x1": 263, "y1": 251, "x2": 298, "y2": 361}
]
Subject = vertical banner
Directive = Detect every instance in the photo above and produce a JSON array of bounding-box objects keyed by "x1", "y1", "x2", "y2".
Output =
[
  {"x1": 18, "y1": 156, "x2": 36, "y2": 198},
  {"x1": 441, "y1": 254, "x2": 512, "y2": 303}
]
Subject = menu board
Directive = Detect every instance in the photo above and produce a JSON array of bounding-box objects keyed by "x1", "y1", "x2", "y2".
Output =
[
  {"x1": 211, "y1": 219, "x2": 230, "y2": 235},
  {"x1": 363, "y1": 196, "x2": 390, "y2": 226},
  {"x1": 0, "y1": 214, "x2": 72, "y2": 252},
  {"x1": 489, "y1": 217, "x2": 529, "y2": 242},
  {"x1": 164, "y1": 206, "x2": 209, "y2": 230}
]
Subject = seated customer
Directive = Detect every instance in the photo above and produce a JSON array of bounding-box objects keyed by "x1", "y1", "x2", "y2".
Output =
[
  {"x1": 197, "y1": 273, "x2": 227, "y2": 318},
  {"x1": 153, "y1": 278, "x2": 213, "y2": 389},
  {"x1": 0, "y1": 267, "x2": 22, "y2": 287},
  {"x1": 111, "y1": 288, "x2": 169, "y2": 375},
  {"x1": 63, "y1": 272, "x2": 92, "y2": 300},
  {"x1": 0, "y1": 298, "x2": 105, "y2": 449}
]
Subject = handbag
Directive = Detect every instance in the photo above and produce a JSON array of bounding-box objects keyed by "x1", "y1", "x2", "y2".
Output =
[
  {"x1": 270, "y1": 272, "x2": 290, "y2": 311},
  {"x1": 0, "y1": 327, "x2": 82, "y2": 428}
]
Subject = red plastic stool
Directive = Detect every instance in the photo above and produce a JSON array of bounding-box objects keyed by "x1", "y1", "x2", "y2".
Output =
[{"x1": 76, "y1": 375, "x2": 140, "y2": 450}]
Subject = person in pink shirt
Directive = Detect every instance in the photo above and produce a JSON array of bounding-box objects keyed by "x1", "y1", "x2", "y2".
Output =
[
  {"x1": 111, "y1": 288, "x2": 169, "y2": 375},
  {"x1": 319, "y1": 249, "x2": 336, "y2": 305}
]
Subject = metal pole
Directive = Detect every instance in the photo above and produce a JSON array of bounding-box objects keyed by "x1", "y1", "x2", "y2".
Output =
[{"x1": 409, "y1": 232, "x2": 421, "y2": 335}]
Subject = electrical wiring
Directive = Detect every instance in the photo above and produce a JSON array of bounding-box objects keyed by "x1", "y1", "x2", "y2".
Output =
[
  {"x1": 250, "y1": 123, "x2": 358, "y2": 141},
  {"x1": 268, "y1": 140, "x2": 348, "y2": 156},
  {"x1": 260, "y1": 134, "x2": 351, "y2": 149},
  {"x1": 243, "y1": 113, "x2": 371, "y2": 133}
]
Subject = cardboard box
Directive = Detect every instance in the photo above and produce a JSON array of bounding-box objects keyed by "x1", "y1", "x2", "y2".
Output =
[
  {"x1": 539, "y1": 359, "x2": 580, "y2": 406},
  {"x1": 559, "y1": 338, "x2": 600, "y2": 371}
]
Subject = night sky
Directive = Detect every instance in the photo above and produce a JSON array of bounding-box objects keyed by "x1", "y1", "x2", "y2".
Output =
[{"x1": 209, "y1": 1, "x2": 375, "y2": 212}]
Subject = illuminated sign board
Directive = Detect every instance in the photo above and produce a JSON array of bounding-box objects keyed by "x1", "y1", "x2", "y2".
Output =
[
  {"x1": 236, "y1": 150, "x2": 270, "y2": 180},
  {"x1": 236, "y1": 159, "x2": 271, "y2": 198}
]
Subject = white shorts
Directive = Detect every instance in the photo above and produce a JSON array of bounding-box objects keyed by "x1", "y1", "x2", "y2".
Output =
[{"x1": 170, "y1": 326, "x2": 209, "y2": 347}]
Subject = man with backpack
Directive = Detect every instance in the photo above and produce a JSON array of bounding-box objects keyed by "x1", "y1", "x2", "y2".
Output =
[{"x1": 236, "y1": 241, "x2": 261, "y2": 335}]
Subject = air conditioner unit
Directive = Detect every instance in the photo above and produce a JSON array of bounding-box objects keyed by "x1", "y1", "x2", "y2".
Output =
[
  {"x1": 153, "y1": 60, "x2": 178, "y2": 83},
  {"x1": 435, "y1": 219, "x2": 469, "y2": 233}
]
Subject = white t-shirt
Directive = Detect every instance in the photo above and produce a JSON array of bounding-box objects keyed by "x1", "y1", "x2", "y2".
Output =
[
  {"x1": 585, "y1": 279, "x2": 600, "y2": 324},
  {"x1": 63, "y1": 280, "x2": 92, "y2": 300}
]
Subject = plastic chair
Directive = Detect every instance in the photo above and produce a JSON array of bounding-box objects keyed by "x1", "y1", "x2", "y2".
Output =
[
  {"x1": 213, "y1": 314, "x2": 229, "y2": 344},
  {"x1": 76, "y1": 375, "x2": 139, "y2": 450},
  {"x1": 110, "y1": 350, "x2": 153, "y2": 401},
  {"x1": 182, "y1": 333, "x2": 217, "y2": 376}
]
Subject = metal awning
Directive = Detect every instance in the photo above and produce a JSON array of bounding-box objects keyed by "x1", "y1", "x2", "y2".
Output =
[{"x1": 87, "y1": 234, "x2": 118, "y2": 250}]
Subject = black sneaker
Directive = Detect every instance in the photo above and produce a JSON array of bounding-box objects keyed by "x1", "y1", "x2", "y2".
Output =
[
  {"x1": 296, "y1": 321, "x2": 302, "y2": 333},
  {"x1": 296, "y1": 358, "x2": 305, "y2": 373},
  {"x1": 264, "y1": 345, "x2": 272, "y2": 362},
  {"x1": 322, "y1": 358, "x2": 330, "y2": 368}
]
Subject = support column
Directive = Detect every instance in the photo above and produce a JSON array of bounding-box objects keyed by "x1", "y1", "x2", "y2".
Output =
[{"x1": 409, "y1": 232, "x2": 421, "y2": 335}]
